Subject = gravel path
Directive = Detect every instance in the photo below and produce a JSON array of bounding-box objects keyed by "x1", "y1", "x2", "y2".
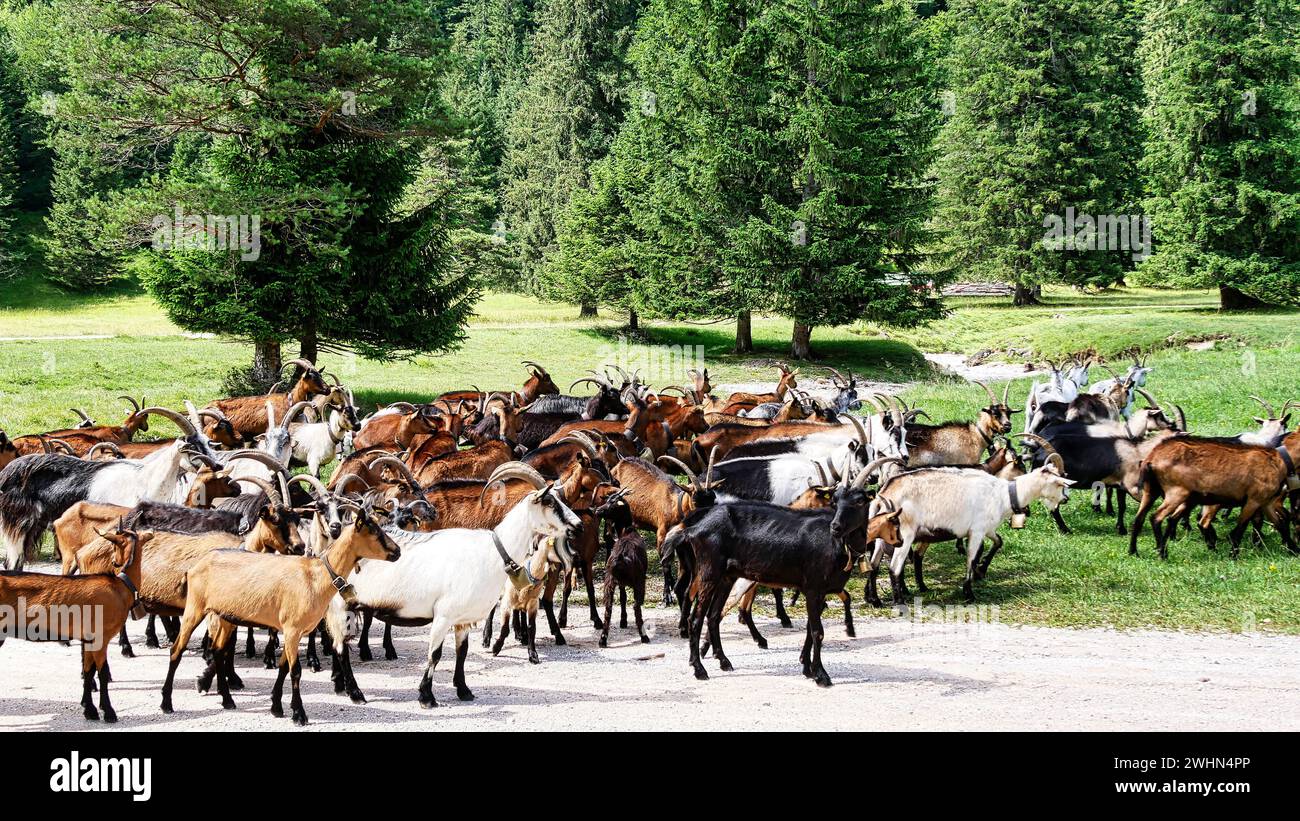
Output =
[{"x1": 3, "y1": 599, "x2": 1296, "y2": 731}]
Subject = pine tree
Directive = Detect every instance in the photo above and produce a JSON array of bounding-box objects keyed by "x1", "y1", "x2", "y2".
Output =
[
  {"x1": 932, "y1": 0, "x2": 1145, "y2": 304},
  {"x1": 1138, "y1": 0, "x2": 1300, "y2": 309},
  {"x1": 498, "y1": 0, "x2": 641, "y2": 302},
  {"x1": 0, "y1": 79, "x2": 21, "y2": 280}
]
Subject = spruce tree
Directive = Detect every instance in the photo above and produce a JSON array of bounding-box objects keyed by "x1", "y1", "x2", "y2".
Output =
[
  {"x1": 0, "y1": 79, "x2": 21, "y2": 280},
  {"x1": 1138, "y1": 0, "x2": 1300, "y2": 309},
  {"x1": 498, "y1": 0, "x2": 641, "y2": 303},
  {"x1": 932, "y1": 0, "x2": 1144, "y2": 304}
]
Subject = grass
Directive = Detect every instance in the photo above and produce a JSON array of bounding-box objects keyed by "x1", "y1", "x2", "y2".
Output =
[{"x1": 1, "y1": 276, "x2": 1297, "y2": 633}]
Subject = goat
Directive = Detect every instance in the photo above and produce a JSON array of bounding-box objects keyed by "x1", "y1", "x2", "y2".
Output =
[
  {"x1": 0, "y1": 526, "x2": 148, "y2": 722},
  {"x1": 484, "y1": 534, "x2": 576, "y2": 663},
  {"x1": 10, "y1": 396, "x2": 152, "y2": 456},
  {"x1": 437, "y1": 361, "x2": 561, "y2": 407},
  {"x1": 411, "y1": 439, "x2": 514, "y2": 486},
  {"x1": 160, "y1": 507, "x2": 400, "y2": 724},
  {"x1": 528, "y1": 371, "x2": 627, "y2": 419},
  {"x1": 904, "y1": 381, "x2": 1019, "y2": 467},
  {"x1": 354, "y1": 403, "x2": 443, "y2": 450},
  {"x1": 591, "y1": 489, "x2": 651, "y2": 647},
  {"x1": 869, "y1": 450, "x2": 1074, "y2": 603},
  {"x1": 340, "y1": 483, "x2": 579, "y2": 707},
  {"x1": 662, "y1": 474, "x2": 903, "y2": 684},
  {"x1": 0, "y1": 406, "x2": 217, "y2": 570},
  {"x1": 719, "y1": 364, "x2": 799, "y2": 412},
  {"x1": 204, "y1": 359, "x2": 329, "y2": 443},
  {"x1": 0, "y1": 431, "x2": 15, "y2": 471},
  {"x1": 289, "y1": 404, "x2": 357, "y2": 476},
  {"x1": 1129, "y1": 436, "x2": 1299, "y2": 559}
]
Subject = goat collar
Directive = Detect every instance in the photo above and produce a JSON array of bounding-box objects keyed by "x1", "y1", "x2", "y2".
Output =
[
  {"x1": 115, "y1": 572, "x2": 147, "y2": 620},
  {"x1": 321, "y1": 555, "x2": 358, "y2": 607},
  {"x1": 493, "y1": 532, "x2": 539, "y2": 591},
  {"x1": 1278, "y1": 445, "x2": 1298, "y2": 489},
  {"x1": 1007, "y1": 481, "x2": 1030, "y2": 515}
]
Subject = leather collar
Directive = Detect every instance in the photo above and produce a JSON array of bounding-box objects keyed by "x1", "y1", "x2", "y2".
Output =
[
  {"x1": 1008, "y1": 481, "x2": 1029, "y2": 515},
  {"x1": 321, "y1": 555, "x2": 358, "y2": 607}
]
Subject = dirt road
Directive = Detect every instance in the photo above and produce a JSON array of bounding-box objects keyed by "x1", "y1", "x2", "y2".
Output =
[{"x1": 2, "y1": 597, "x2": 1296, "y2": 731}]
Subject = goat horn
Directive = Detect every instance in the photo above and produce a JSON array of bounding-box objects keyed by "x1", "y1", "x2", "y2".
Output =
[
  {"x1": 284, "y1": 358, "x2": 317, "y2": 373},
  {"x1": 846, "y1": 414, "x2": 870, "y2": 447},
  {"x1": 569, "y1": 378, "x2": 604, "y2": 392},
  {"x1": 288, "y1": 472, "x2": 332, "y2": 501},
  {"x1": 1173, "y1": 405, "x2": 1187, "y2": 432},
  {"x1": 1135, "y1": 389, "x2": 1159, "y2": 409},
  {"x1": 118, "y1": 395, "x2": 141, "y2": 413},
  {"x1": 197, "y1": 408, "x2": 228, "y2": 423},
  {"x1": 223, "y1": 449, "x2": 288, "y2": 474},
  {"x1": 1249, "y1": 396, "x2": 1278, "y2": 419},
  {"x1": 852, "y1": 456, "x2": 904, "y2": 490},
  {"x1": 904, "y1": 409, "x2": 931, "y2": 423},
  {"x1": 481, "y1": 461, "x2": 548, "y2": 502},
  {"x1": 861, "y1": 394, "x2": 886, "y2": 413},
  {"x1": 334, "y1": 474, "x2": 371, "y2": 496},
  {"x1": 265, "y1": 380, "x2": 285, "y2": 397},
  {"x1": 385, "y1": 402, "x2": 418, "y2": 414},
  {"x1": 322, "y1": 370, "x2": 343, "y2": 386},
  {"x1": 559, "y1": 432, "x2": 599, "y2": 460},
  {"x1": 137, "y1": 406, "x2": 198, "y2": 436},
  {"x1": 1012, "y1": 433, "x2": 1063, "y2": 470},
  {"x1": 1281, "y1": 400, "x2": 1300, "y2": 415},
  {"x1": 87, "y1": 442, "x2": 124, "y2": 460},
  {"x1": 71, "y1": 408, "x2": 94, "y2": 426},
  {"x1": 811, "y1": 460, "x2": 829, "y2": 487},
  {"x1": 657, "y1": 455, "x2": 698, "y2": 486},
  {"x1": 281, "y1": 401, "x2": 312, "y2": 429},
  {"x1": 973, "y1": 380, "x2": 998, "y2": 405},
  {"x1": 521, "y1": 361, "x2": 549, "y2": 377},
  {"x1": 826, "y1": 367, "x2": 848, "y2": 387},
  {"x1": 703, "y1": 446, "x2": 720, "y2": 488},
  {"x1": 233, "y1": 475, "x2": 282, "y2": 507}
]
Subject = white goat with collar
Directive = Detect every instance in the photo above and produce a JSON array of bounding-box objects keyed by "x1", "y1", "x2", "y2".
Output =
[{"x1": 342, "y1": 485, "x2": 580, "y2": 706}]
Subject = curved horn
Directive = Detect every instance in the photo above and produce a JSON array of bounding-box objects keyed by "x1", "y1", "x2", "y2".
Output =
[
  {"x1": 973, "y1": 380, "x2": 998, "y2": 405},
  {"x1": 87, "y1": 442, "x2": 125, "y2": 460},
  {"x1": 281, "y1": 401, "x2": 312, "y2": 428},
  {"x1": 284, "y1": 358, "x2": 318, "y2": 373},
  {"x1": 904, "y1": 409, "x2": 932, "y2": 423},
  {"x1": 569, "y1": 377, "x2": 605, "y2": 392},
  {"x1": 234, "y1": 475, "x2": 282, "y2": 506},
  {"x1": 656, "y1": 455, "x2": 699, "y2": 487},
  {"x1": 265, "y1": 380, "x2": 286, "y2": 397},
  {"x1": 118, "y1": 395, "x2": 141, "y2": 414},
  {"x1": 861, "y1": 394, "x2": 887, "y2": 413},
  {"x1": 70, "y1": 408, "x2": 94, "y2": 426},
  {"x1": 521, "y1": 361, "x2": 549, "y2": 377},
  {"x1": 288, "y1": 472, "x2": 332, "y2": 501},
  {"x1": 811, "y1": 460, "x2": 830, "y2": 487},
  {"x1": 197, "y1": 407, "x2": 228, "y2": 423},
  {"x1": 559, "y1": 432, "x2": 599, "y2": 460},
  {"x1": 370, "y1": 456, "x2": 424, "y2": 492},
  {"x1": 1002, "y1": 381, "x2": 1013, "y2": 406},
  {"x1": 480, "y1": 461, "x2": 549, "y2": 502},
  {"x1": 1173, "y1": 405, "x2": 1187, "y2": 432},
  {"x1": 223, "y1": 449, "x2": 288, "y2": 474},
  {"x1": 1281, "y1": 400, "x2": 1300, "y2": 416},
  {"x1": 1135, "y1": 389, "x2": 1160, "y2": 409},
  {"x1": 826, "y1": 367, "x2": 849, "y2": 388},
  {"x1": 852, "y1": 456, "x2": 905, "y2": 490},
  {"x1": 1013, "y1": 433, "x2": 1064, "y2": 472},
  {"x1": 137, "y1": 406, "x2": 198, "y2": 436},
  {"x1": 1249, "y1": 396, "x2": 1278, "y2": 419},
  {"x1": 46, "y1": 437, "x2": 76, "y2": 455},
  {"x1": 703, "y1": 445, "x2": 719, "y2": 488},
  {"x1": 846, "y1": 414, "x2": 870, "y2": 447},
  {"x1": 384, "y1": 402, "x2": 418, "y2": 415},
  {"x1": 334, "y1": 474, "x2": 371, "y2": 496}
]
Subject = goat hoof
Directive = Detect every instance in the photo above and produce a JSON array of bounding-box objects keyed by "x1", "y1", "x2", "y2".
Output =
[
  {"x1": 385, "y1": 648, "x2": 398, "y2": 661},
  {"x1": 263, "y1": 657, "x2": 276, "y2": 670},
  {"x1": 221, "y1": 697, "x2": 237, "y2": 710},
  {"x1": 619, "y1": 618, "x2": 627, "y2": 629},
  {"x1": 349, "y1": 690, "x2": 367, "y2": 705},
  {"x1": 196, "y1": 676, "x2": 212, "y2": 693},
  {"x1": 102, "y1": 708, "x2": 118, "y2": 724},
  {"x1": 693, "y1": 667, "x2": 709, "y2": 681},
  {"x1": 358, "y1": 646, "x2": 373, "y2": 662},
  {"x1": 553, "y1": 634, "x2": 567, "y2": 647},
  {"x1": 756, "y1": 638, "x2": 768, "y2": 650},
  {"x1": 271, "y1": 703, "x2": 284, "y2": 718},
  {"x1": 1117, "y1": 526, "x2": 1128, "y2": 536},
  {"x1": 640, "y1": 635, "x2": 650, "y2": 644},
  {"x1": 120, "y1": 645, "x2": 135, "y2": 659},
  {"x1": 598, "y1": 637, "x2": 608, "y2": 648},
  {"x1": 528, "y1": 654, "x2": 540, "y2": 665},
  {"x1": 160, "y1": 699, "x2": 173, "y2": 714},
  {"x1": 557, "y1": 616, "x2": 568, "y2": 629},
  {"x1": 83, "y1": 706, "x2": 100, "y2": 721},
  {"x1": 815, "y1": 675, "x2": 833, "y2": 688},
  {"x1": 418, "y1": 696, "x2": 437, "y2": 709},
  {"x1": 456, "y1": 687, "x2": 475, "y2": 702},
  {"x1": 292, "y1": 711, "x2": 309, "y2": 727},
  {"x1": 145, "y1": 637, "x2": 160, "y2": 649},
  {"x1": 718, "y1": 658, "x2": 733, "y2": 672}
]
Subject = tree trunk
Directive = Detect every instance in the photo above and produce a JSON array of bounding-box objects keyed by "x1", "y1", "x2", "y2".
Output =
[
  {"x1": 791, "y1": 322, "x2": 813, "y2": 360},
  {"x1": 1012, "y1": 283, "x2": 1041, "y2": 306},
  {"x1": 298, "y1": 322, "x2": 318, "y2": 366},
  {"x1": 628, "y1": 309, "x2": 639, "y2": 331},
  {"x1": 251, "y1": 339, "x2": 283, "y2": 388},
  {"x1": 1219, "y1": 286, "x2": 1269, "y2": 310},
  {"x1": 579, "y1": 302, "x2": 598, "y2": 318},
  {"x1": 735, "y1": 310, "x2": 753, "y2": 353}
]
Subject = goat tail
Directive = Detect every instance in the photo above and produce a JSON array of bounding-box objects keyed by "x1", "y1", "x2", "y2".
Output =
[{"x1": 0, "y1": 490, "x2": 44, "y2": 570}]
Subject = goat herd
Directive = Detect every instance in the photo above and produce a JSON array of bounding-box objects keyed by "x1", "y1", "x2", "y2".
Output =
[{"x1": 0, "y1": 356, "x2": 1295, "y2": 725}]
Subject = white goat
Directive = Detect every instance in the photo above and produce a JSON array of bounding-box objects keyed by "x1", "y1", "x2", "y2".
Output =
[
  {"x1": 344, "y1": 484, "x2": 580, "y2": 706},
  {"x1": 290, "y1": 406, "x2": 357, "y2": 477},
  {"x1": 869, "y1": 460, "x2": 1074, "y2": 602}
]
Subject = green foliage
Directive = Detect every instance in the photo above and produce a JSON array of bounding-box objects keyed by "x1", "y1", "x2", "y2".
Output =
[
  {"x1": 47, "y1": 0, "x2": 481, "y2": 363},
  {"x1": 498, "y1": 0, "x2": 641, "y2": 293},
  {"x1": 1136, "y1": 0, "x2": 1300, "y2": 307},
  {"x1": 933, "y1": 0, "x2": 1145, "y2": 293},
  {"x1": 0, "y1": 81, "x2": 20, "y2": 279}
]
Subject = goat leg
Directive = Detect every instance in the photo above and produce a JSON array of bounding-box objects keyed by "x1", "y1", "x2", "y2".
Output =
[
  {"x1": 706, "y1": 585, "x2": 732, "y2": 672},
  {"x1": 117, "y1": 625, "x2": 134, "y2": 659},
  {"x1": 1050, "y1": 505, "x2": 1072, "y2": 535},
  {"x1": 96, "y1": 657, "x2": 117, "y2": 723},
  {"x1": 526, "y1": 610, "x2": 540, "y2": 665},
  {"x1": 618, "y1": 584, "x2": 627, "y2": 629},
  {"x1": 540, "y1": 593, "x2": 566, "y2": 646},
  {"x1": 289, "y1": 659, "x2": 307, "y2": 726},
  {"x1": 244, "y1": 625, "x2": 257, "y2": 658},
  {"x1": 144, "y1": 615, "x2": 161, "y2": 649},
  {"x1": 599, "y1": 579, "x2": 614, "y2": 647},
  {"x1": 81, "y1": 661, "x2": 99, "y2": 721},
  {"x1": 492, "y1": 606, "x2": 512, "y2": 655},
  {"x1": 558, "y1": 570, "x2": 571, "y2": 628},
  {"x1": 383, "y1": 621, "x2": 397, "y2": 660},
  {"x1": 774, "y1": 587, "x2": 793, "y2": 628},
  {"x1": 808, "y1": 594, "x2": 831, "y2": 688},
  {"x1": 838, "y1": 590, "x2": 855, "y2": 638},
  {"x1": 271, "y1": 658, "x2": 289, "y2": 718},
  {"x1": 661, "y1": 556, "x2": 676, "y2": 607},
  {"x1": 481, "y1": 605, "x2": 496, "y2": 649},
  {"x1": 361, "y1": 610, "x2": 377, "y2": 660},
  {"x1": 634, "y1": 581, "x2": 649, "y2": 643},
  {"x1": 742, "y1": 600, "x2": 767, "y2": 649},
  {"x1": 339, "y1": 644, "x2": 366, "y2": 703},
  {"x1": 452, "y1": 627, "x2": 474, "y2": 701},
  {"x1": 262, "y1": 629, "x2": 278, "y2": 670}
]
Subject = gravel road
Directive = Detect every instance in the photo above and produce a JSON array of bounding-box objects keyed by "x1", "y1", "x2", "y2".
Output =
[{"x1": 3, "y1": 595, "x2": 1297, "y2": 731}]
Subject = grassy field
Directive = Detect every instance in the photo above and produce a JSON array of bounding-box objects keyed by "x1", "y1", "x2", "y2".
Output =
[{"x1": 1, "y1": 277, "x2": 1297, "y2": 633}]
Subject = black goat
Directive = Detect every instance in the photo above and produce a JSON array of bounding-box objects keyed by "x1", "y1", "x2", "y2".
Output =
[
  {"x1": 662, "y1": 474, "x2": 902, "y2": 685},
  {"x1": 593, "y1": 490, "x2": 650, "y2": 646}
]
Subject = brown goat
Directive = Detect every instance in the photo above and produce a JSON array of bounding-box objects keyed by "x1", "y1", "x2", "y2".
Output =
[
  {"x1": 720, "y1": 364, "x2": 800, "y2": 412},
  {"x1": 11, "y1": 397, "x2": 152, "y2": 456},
  {"x1": 204, "y1": 359, "x2": 329, "y2": 442},
  {"x1": 1131, "y1": 437, "x2": 1298, "y2": 558},
  {"x1": 160, "y1": 509, "x2": 401, "y2": 724},
  {"x1": 0, "y1": 430, "x2": 16, "y2": 471},
  {"x1": 0, "y1": 527, "x2": 149, "y2": 722},
  {"x1": 411, "y1": 439, "x2": 514, "y2": 486},
  {"x1": 354, "y1": 404, "x2": 444, "y2": 451},
  {"x1": 437, "y1": 362, "x2": 561, "y2": 406}
]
